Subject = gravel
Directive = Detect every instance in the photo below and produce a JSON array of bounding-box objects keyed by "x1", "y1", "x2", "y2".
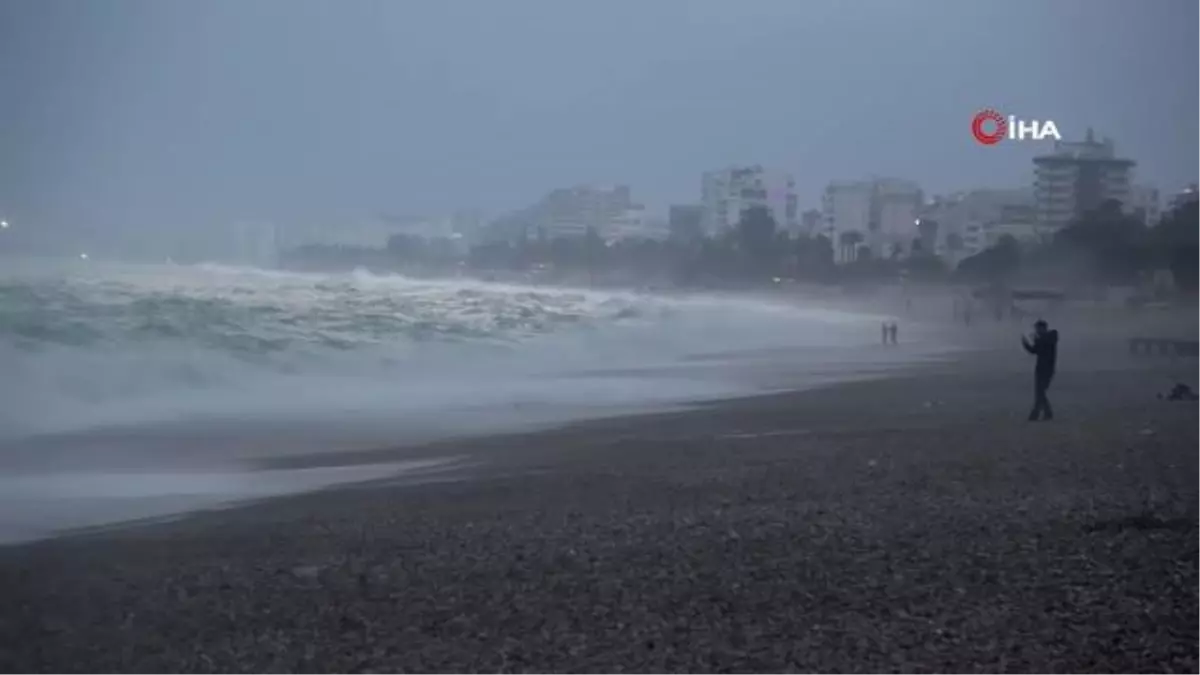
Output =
[{"x1": 0, "y1": 358, "x2": 1196, "y2": 673}]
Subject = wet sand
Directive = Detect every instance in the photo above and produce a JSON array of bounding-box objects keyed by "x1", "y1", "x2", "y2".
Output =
[{"x1": 0, "y1": 343, "x2": 1196, "y2": 672}]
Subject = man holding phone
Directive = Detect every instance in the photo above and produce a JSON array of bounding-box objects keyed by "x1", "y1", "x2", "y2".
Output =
[{"x1": 1021, "y1": 319, "x2": 1059, "y2": 421}]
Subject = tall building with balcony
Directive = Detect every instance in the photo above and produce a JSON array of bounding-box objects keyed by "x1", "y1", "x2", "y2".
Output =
[
  {"x1": 799, "y1": 209, "x2": 823, "y2": 237},
  {"x1": 701, "y1": 166, "x2": 797, "y2": 235},
  {"x1": 488, "y1": 184, "x2": 641, "y2": 241},
  {"x1": 606, "y1": 204, "x2": 669, "y2": 242},
  {"x1": 873, "y1": 178, "x2": 924, "y2": 257},
  {"x1": 1033, "y1": 129, "x2": 1136, "y2": 232},
  {"x1": 541, "y1": 185, "x2": 632, "y2": 231},
  {"x1": 822, "y1": 178, "x2": 922, "y2": 262},
  {"x1": 918, "y1": 188, "x2": 1036, "y2": 264}
]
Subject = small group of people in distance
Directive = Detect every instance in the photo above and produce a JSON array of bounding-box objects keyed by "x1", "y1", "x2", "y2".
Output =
[{"x1": 880, "y1": 321, "x2": 899, "y2": 346}]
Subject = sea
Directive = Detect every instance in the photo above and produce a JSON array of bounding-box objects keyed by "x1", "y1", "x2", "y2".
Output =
[{"x1": 0, "y1": 259, "x2": 951, "y2": 542}]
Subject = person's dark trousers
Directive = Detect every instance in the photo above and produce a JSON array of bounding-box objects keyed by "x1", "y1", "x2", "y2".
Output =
[{"x1": 1029, "y1": 372, "x2": 1054, "y2": 421}]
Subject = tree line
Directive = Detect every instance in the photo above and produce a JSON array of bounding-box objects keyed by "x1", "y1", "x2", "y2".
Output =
[
  {"x1": 280, "y1": 199, "x2": 1197, "y2": 294},
  {"x1": 955, "y1": 198, "x2": 1198, "y2": 293}
]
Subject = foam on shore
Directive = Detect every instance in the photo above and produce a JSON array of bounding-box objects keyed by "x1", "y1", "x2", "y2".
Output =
[{"x1": 0, "y1": 458, "x2": 462, "y2": 544}]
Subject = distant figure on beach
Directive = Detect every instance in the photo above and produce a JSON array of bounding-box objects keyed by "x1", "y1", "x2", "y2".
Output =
[
  {"x1": 1021, "y1": 319, "x2": 1059, "y2": 421},
  {"x1": 881, "y1": 321, "x2": 898, "y2": 345},
  {"x1": 1160, "y1": 383, "x2": 1199, "y2": 401}
]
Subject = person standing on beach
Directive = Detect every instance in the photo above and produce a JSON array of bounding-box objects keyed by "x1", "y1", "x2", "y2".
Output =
[
  {"x1": 888, "y1": 322, "x2": 899, "y2": 345},
  {"x1": 1022, "y1": 319, "x2": 1059, "y2": 421}
]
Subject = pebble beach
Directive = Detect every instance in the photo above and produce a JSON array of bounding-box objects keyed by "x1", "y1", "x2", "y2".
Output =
[{"x1": 0, "y1": 344, "x2": 1196, "y2": 673}]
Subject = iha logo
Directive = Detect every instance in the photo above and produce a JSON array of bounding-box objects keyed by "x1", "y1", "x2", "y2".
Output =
[{"x1": 971, "y1": 109, "x2": 1062, "y2": 145}]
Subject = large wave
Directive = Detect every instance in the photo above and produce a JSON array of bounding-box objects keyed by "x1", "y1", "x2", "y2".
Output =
[{"x1": 0, "y1": 260, "x2": 904, "y2": 438}]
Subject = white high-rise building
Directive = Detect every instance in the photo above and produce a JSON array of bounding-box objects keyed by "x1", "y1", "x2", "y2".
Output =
[
  {"x1": 873, "y1": 179, "x2": 924, "y2": 258},
  {"x1": 701, "y1": 166, "x2": 797, "y2": 235},
  {"x1": 490, "y1": 184, "x2": 636, "y2": 240},
  {"x1": 822, "y1": 181, "x2": 873, "y2": 262},
  {"x1": 1033, "y1": 129, "x2": 1136, "y2": 232},
  {"x1": 919, "y1": 188, "x2": 1036, "y2": 264},
  {"x1": 822, "y1": 178, "x2": 922, "y2": 262}
]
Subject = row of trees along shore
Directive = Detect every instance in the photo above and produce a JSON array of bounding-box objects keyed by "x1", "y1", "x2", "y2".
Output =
[{"x1": 282, "y1": 198, "x2": 1198, "y2": 295}]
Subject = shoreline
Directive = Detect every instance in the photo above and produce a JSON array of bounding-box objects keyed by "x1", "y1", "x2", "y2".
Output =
[
  {"x1": 1, "y1": 342, "x2": 1196, "y2": 671},
  {"x1": 0, "y1": 339, "x2": 958, "y2": 545},
  {"x1": 0, "y1": 337, "x2": 1185, "y2": 539}
]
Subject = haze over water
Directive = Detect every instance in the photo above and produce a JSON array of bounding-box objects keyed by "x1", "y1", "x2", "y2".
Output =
[{"x1": 0, "y1": 260, "x2": 953, "y2": 540}]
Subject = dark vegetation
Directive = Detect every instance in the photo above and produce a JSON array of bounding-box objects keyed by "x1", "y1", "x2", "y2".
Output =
[{"x1": 281, "y1": 200, "x2": 1199, "y2": 295}]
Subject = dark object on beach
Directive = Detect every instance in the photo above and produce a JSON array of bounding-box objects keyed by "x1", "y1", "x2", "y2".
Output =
[
  {"x1": 1022, "y1": 320, "x2": 1058, "y2": 421},
  {"x1": 1129, "y1": 337, "x2": 1200, "y2": 357},
  {"x1": 1158, "y1": 383, "x2": 1199, "y2": 401},
  {"x1": 881, "y1": 322, "x2": 898, "y2": 345},
  {"x1": 1084, "y1": 512, "x2": 1196, "y2": 533},
  {"x1": 1010, "y1": 289, "x2": 1067, "y2": 301}
]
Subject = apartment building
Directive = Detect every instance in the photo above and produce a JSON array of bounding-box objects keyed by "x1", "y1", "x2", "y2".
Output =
[
  {"x1": 701, "y1": 166, "x2": 798, "y2": 235},
  {"x1": 1033, "y1": 129, "x2": 1136, "y2": 231},
  {"x1": 822, "y1": 178, "x2": 922, "y2": 262}
]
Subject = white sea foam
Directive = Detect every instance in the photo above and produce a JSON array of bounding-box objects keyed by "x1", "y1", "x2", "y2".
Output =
[
  {"x1": 0, "y1": 259, "x2": 937, "y2": 439},
  {"x1": 0, "y1": 259, "x2": 951, "y2": 542}
]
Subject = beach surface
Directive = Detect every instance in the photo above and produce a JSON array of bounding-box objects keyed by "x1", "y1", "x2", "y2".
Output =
[{"x1": 0, "y1": 341, "x2": 1196, "y2": 672}]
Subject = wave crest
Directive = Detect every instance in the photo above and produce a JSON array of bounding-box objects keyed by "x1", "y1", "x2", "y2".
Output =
[{"x1": 0, "y1": 261, "x2": 888, "y2": 437}]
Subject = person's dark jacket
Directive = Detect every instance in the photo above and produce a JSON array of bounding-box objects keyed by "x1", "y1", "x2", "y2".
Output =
[{"x1": 1022, "y1": 330, "x2": 1059, "y2": 377}]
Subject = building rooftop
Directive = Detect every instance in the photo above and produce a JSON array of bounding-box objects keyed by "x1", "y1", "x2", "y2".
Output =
[
  {"x1": 1033, "y1": 154, "x2": 1136, "y2": 167},
  {"x1": 1033, "y1": 128, "x2": 1135, "y2": 166}
]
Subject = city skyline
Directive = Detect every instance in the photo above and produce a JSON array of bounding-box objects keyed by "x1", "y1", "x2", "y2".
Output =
[{"x1": 0, "y1": 0, "x2": 1196, "y2": 236}]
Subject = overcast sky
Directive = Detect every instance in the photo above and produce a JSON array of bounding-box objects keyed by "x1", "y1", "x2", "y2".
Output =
[{"x1": 0, "y1": 0, "x2": 1196, "y2": 236}]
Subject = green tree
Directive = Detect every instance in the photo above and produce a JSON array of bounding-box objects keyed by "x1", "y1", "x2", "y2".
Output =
[
  {"x1": 906, "y1": 251, "x2": 948, "y2": 281},
  {"x1": 945, "y1": 232, "x2": 965, "y2": 254},
  {"x1": 905, "y1": 237, "x2": 948, "y2": 281},
  {"x1": 1150, "y1": 200, "x2": 1199, "y2": 292},
  {"x1": 1054, "y1": 199, "x2": 1150, "y2": 283},
  {"x1": 791, "y1": 234, "x2": 835, "y2": 280},
  {"x1": 955, "y1": 234, "x2": 1021, "y2": 283},
  {"x1": 736, "y1": 206, "x2": 778, "y2": 270}
]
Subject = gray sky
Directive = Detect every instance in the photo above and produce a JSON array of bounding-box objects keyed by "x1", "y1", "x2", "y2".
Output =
[{"x1": 1, "y1": 0, "x2": 1196, "y2": 237}]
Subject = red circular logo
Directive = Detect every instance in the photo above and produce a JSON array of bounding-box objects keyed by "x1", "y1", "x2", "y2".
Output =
[{"x1": 971, "y1": 109, "x2": 1006, "y2": 145}]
